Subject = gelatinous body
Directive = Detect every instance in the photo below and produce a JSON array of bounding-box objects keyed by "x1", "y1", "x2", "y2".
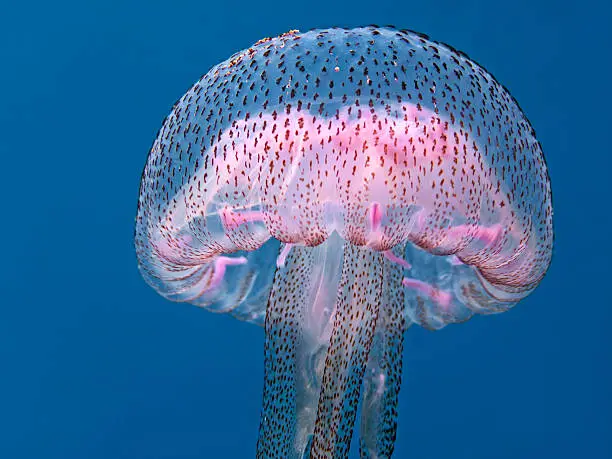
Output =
[{"x1": 135, "y1": 26, "x2": 553, "y2": 458}]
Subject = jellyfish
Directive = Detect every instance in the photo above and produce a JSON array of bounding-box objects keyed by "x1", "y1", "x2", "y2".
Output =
[{"x1": 134, "y1": 26, "x2": 553, "y2": 458}]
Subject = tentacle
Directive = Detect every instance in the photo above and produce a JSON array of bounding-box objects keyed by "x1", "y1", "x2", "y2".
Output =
[
  {"x1": 257, "y1": 236, "x2": 344, "y2": 458},
  {"x1": 310, "y1": 243, "x2": 383, "y2": 458},
  {"x1": 359, "y1": 244, "x2": 409, "y2": 458},
  {"x1": 256, "y1": 245, "x2": 311, "y2": 458}
]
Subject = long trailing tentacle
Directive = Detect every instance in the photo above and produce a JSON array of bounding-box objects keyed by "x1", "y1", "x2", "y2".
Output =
[
  {"x1": 256, "y1": 245, "x2": 312, "y2": 458},
  {"x1": 310, "y1": 243, "x2": 383, "y2": 458},
  {"x1": 256, "y1": 236, "x2": 345, "y2": 458},
  {"x1": 359, "y1": 244, "x2": 409, "y2": 458}
]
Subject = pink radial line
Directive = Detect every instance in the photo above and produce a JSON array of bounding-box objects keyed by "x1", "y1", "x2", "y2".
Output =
[
  {"x1": 276, "y1": 243, "x2": 294, "y2": 268},
  {"x1": 402, "y1": 277, "x2": 452, "y2": 309},
  {"x1": 447, "y1": 223, "x2": 503, "y2": 245},
  {"x1": 180, "y1": 255, "x2": 248, "y2": 302},
  {"x1": 383, "y1": 250, "x2": 411, "y2": 269},
  {"x1": 208, "y1": 256, "x2": 248, "y2": 291},
  {"x1": 220, "y1": 207, "x2": 265, "y2": 230},
  {"x1": 369, "y1": 202, "x2": 383, "y2": 233}
]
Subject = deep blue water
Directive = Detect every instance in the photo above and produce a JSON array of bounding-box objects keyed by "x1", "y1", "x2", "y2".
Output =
[{"x1": 1, "y1": 0, "x2": 610, "y2": 457}]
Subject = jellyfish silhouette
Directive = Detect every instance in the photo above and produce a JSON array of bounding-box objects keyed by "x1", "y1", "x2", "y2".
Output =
[{"x1": 135, "y1": 26, "x2": 553, "y2": 458}]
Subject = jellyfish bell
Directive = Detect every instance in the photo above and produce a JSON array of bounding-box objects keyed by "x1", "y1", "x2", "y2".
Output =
[{"x1": 135, "y1": 26, "x2": 553, "y2": 458}]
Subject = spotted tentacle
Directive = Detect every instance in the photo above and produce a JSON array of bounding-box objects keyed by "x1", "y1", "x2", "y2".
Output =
[
  {"x1": 309, "y1": 243, "x2": 383, "y2": 458},
  {"x1": 257, "y1": 237, "x2": 345, "y2": 458},
  {"x1": 359, "y1": 244, "x2": 409, "y2": 458}
]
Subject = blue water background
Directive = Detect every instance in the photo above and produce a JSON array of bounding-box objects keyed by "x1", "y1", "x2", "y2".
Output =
[{"x1": 1, "y1": 0, "x2": 610, "y2": 457}]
